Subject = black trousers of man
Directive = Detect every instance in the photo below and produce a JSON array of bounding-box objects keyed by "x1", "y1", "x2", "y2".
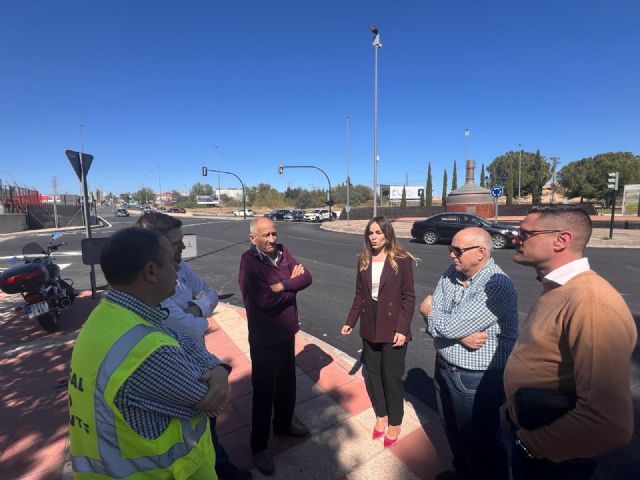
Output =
[{"x1": 249, "y1": 336, "x2": 296, "y2": 452}]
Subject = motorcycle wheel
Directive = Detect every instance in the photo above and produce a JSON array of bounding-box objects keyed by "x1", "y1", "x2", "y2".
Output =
[{"x1": 37, "y1": 307, "x2": 60, "y2": 332}]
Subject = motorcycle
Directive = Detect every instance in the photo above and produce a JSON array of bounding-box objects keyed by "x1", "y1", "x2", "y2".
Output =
[{"x1": 0, "y1": 232, "x2": 76, "y2": 332}]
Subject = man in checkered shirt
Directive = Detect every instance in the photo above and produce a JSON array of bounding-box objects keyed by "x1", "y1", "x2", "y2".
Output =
[{"x1": 419, "y1": 227, "x2": 518, "y2": 480}]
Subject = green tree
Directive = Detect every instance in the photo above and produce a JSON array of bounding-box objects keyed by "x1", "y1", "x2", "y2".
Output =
[
  {"x1": 251, "y1": 183, "x2": 286, "y2": 208},
  {"x1": 451, "y1": 160, "x2": 458, "y2": 190},
  {"x1": 531, "y1": 149, "x2": 547, "y2": 205},
  {"x1": 294, "y1": 190, "x2": 314, "y2": 209},
  {"x1": 479, "y1": 163, "x2": 486, "y2": 187},
  {"x1": 488, "y1": 150, "x2": 551, "y2": 202},
  {"x1": 506, "y1": 157, "x2": 514, "y2": 206},
  {"x1": 442, "y1": 169, "x2": 448, "y2": 206},
  {"x1": 134, "y1": 187, "x2": 156, "y2": 204},
  {"x1": 557, "y1": 152, "x2": 640, "y2": 204},
  {"x1": 400, "y1": 186, "x2": 407, "y2": 207},
  {"x1": 425, "y1": 162, "x2": 433, "y2": 208}
]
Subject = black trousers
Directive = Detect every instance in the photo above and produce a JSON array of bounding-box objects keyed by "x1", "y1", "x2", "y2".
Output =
[
  {"x1": 362, "y1": 339, "x2": 408, "y2": 426},
  {"x1": 249, "y1": 336, "x2": 296, "y2": 452}
]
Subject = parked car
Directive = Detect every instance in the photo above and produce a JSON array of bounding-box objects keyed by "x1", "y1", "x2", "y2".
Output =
[
  {"x1": 264, "y1": 209, "x2": 292, "y2": 221},
  {"x1": 283, "y1": 210, "x2": 305, "y2": 222},
  {"x1": 233, "y1": 209, "x2": 255, "y2": 217},
  {"x1": 115, "y1": 208, "x2": 129, "y2": 217},
  {"x1": 303, "y1": 209, "x2": 336, "y2": 222},
  {"x1": 410, "y1": 212, "x2": 518, "y2": 249},
  {"x1": 167, "y1": 207, "x2": 186, "y2": 213}
]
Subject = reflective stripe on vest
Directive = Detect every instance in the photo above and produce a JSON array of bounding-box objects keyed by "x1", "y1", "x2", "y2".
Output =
[{"x1": 71, "y1": 323, "x2": 208, "y2": 478}]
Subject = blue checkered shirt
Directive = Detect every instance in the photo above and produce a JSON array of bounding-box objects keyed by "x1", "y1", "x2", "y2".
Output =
[
  {"x1": 426, "y1": 258, "x2": 518, "y2": 370},
  {"x1": 107, "y1": 289, "x2": 229, "y2": 439}
]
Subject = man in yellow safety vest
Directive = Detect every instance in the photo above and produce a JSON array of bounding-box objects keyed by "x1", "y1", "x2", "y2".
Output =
[{"x1": 68, "y1": 227, "x2": 230, "y2": 479}]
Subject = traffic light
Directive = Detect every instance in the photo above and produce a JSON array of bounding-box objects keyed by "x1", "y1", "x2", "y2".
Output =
[
  {"x1": 607, "y1": 172, "x2": 619, "y2": 190},
  {"x1": 202, "y1": 166, "x2": 208, "y2": 177},
  {"x1": 278, "y1": 164, "x2": 284, "y2": 175}
]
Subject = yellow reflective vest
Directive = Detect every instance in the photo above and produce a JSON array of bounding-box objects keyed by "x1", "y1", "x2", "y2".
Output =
[{"x1": 68, "y1": 300, "x2": 216, "y2": 479}]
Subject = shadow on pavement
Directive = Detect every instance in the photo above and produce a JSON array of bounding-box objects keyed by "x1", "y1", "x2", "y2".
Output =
[{"x1": 0, "y1": 294, "x2": 98, "y2": 479}]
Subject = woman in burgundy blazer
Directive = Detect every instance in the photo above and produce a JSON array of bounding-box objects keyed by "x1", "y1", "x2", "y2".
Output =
[{"x1": 342, "y1": 216, "x2": 416, "y2": 447}]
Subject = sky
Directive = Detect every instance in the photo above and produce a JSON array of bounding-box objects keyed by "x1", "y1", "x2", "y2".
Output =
[{"x1": 1, "y1": 0, "x2": 638, "y2": 198}]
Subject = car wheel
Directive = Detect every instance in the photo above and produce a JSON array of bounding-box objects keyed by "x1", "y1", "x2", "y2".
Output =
[
  {"x1": 491, "y1": 233, "x2": 507, "y2": 249},
  {"x1": 422, "y1": 231, "x2": 439, "y2": 245}
]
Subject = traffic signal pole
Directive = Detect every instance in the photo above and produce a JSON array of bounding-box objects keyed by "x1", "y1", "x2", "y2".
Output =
[{"x1": 608, "y1": 172, "x2": 619, "y2": 240}]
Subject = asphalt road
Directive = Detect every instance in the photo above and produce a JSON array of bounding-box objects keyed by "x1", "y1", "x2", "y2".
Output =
[
  {"x1": 1, "y1": 208, "x2": 639, "y2": 477},
  {"x1": 2, "y1": 209, "x2": 638, "y2": 406}
]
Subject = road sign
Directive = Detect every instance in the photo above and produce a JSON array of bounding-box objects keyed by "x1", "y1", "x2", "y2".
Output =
[
  {"x1": 490, "y1": 186, "x2": 504, "y2": 198},
  {"x1": 65, "y1": 150, "x2": 94, "y2": 181}
]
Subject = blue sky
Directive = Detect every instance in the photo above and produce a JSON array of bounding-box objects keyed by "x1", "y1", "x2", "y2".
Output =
[{"x1": 1, "y1": 1, "x2": 638, "y2": 198}]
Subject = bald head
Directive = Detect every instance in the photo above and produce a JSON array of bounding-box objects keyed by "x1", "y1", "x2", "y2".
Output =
[
  {"x1": 250, "y1": 217, "x2": 275, "y2": 235},
  {"x1": 455, "y1": 227, "x2": 493, "y2": 256},
  {"x1": 450, "y1": 227, "x2": 492, "y2": 278}
]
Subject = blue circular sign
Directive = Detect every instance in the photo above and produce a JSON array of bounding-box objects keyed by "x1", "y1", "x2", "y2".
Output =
[{"x1": 490, "y1": 186, "x2": 504, "y2": 198}]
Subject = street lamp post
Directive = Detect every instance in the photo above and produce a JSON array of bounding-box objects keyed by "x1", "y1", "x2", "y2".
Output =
[
  {"x1": 157, "y1": 165, "x2": 162, "y2": 207},
  {"x1": 345, "y1": 114, "x2": 350, "y2": 224},
  {"x1": 518, "y1": 144, "x2": 522, "y2": 203},
  {"x1": 370, "y1": 24, "x2": 382, "y2": 217},
  {"x1": 278, "y1": 164, "x2": 333, "y2": 219},
  {"x1": 215, "y1": 146, "x2": 222, "y2": 212},
  {"x1": 201, "y1": 167, "x2": 247, "y2": 219}
]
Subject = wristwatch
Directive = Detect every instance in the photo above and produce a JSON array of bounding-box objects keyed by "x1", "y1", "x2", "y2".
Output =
[{"x1": 515, "y1": 438, "x2": 536, "y2": 460}]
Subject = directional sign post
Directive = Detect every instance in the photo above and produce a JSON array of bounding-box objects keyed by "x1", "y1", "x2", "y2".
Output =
[
  {"x1": 66, "y1": 149, "x2": 97, "y2": 297},
  {"x1": 490, "y1": 185, "x2": 504, "y2": 222}
]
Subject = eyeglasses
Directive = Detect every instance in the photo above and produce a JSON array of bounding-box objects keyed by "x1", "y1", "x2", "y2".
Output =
[
  {"x1": 517, "y1": 229, "x2": 562, "y2": 242},
  {"x1": 448, "y1": 245, "x2": 481, "y2": 257}
]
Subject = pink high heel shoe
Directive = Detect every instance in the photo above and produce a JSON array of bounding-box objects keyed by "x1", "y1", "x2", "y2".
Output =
[
  {"x1": 383, "y1": 427, "x2": 401, "y2": 448},
  {"x1": 372, "y1": 427, "x2": 385, "y2": 440}
]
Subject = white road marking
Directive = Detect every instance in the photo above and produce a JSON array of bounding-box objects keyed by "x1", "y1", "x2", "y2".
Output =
[{"x1": 0, "y1": 251, "x2": 82, "y2": 260}]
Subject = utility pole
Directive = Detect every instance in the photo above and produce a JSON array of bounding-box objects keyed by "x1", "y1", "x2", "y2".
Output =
[
  {"x1": 518, "y1": 144, "x2": 522, "y2": 203},
  {"x1": 345, "y1": 115, "x2": 350, "y2": 224},
  {"x1": 52, "y1": 176, "x2": 59, "y2": 229},
  {"x1": 550, "y1": 156, "x2": 560, "y2": 204}
]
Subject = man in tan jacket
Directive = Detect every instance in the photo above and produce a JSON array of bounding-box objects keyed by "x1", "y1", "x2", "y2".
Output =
[{"x1": 504, "y1": 206, "x2": 636, "y2": 480}]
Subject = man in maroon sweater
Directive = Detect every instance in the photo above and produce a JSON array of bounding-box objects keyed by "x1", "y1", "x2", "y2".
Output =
[{"x1": 238, "y1": 217, "x2": 312, "y2": 475}]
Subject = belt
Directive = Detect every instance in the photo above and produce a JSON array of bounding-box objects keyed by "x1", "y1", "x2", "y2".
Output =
[{"x1": 436, "y1": 354, "x2": 477, "y2": 372}]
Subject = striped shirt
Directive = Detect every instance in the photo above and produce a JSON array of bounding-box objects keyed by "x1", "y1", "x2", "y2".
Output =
[
  {"x1": 107, "y1": 289, "x2": 229, "y2": 439},
  {"x1": 426, "y1": 258, "x2": 518, "y2": 370}
]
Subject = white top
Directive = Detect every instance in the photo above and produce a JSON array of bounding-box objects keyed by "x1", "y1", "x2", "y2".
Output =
[
  {"x1": 159, "y1": 262, "x2": 219, "y2": 346},
  {"x1": 544, "y1": 258, "x2": 591, "y2": 286},
  {"x1": 371, "y1": 261, "x2": 384, "y2": 301}
]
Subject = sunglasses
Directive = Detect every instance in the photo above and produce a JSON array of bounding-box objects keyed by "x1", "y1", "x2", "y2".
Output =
[
  {"x1": 448, "y1": 245, "x2": 481, "y2": 257},
  {"x1": 517, "y1": 229, "x2": 562, "y2": 242}
]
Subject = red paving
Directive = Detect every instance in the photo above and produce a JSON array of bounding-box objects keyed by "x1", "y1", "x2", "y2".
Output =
[{"x1": 1, "y1": 293, "x2": 453, "y2": 479}]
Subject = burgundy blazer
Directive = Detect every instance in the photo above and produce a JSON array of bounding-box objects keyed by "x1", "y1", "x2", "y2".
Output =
[{"x1": 345, "y1": 254, "x2": 415, "y2": 343}]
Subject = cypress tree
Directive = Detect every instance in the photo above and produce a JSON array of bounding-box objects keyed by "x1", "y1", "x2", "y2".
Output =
[
  {"x1": 480, "y1": 163, "x2": 486, "y2": 187},
  {"x1": 426, "y1": 162, "x2": 433, "y2": 209},
  {"x1": 442, "y1": 169, "x2": 448, "y2": 206},
  {"x1": 400, "y1": 185, "x2": 407, "y2": 207},
  {"x1": 451, "y1": 160, "x2": 458, "y2": 190}
]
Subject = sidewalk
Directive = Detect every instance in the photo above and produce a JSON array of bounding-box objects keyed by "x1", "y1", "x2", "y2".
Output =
[
  {"x1": 0, "y1": 293, "x2": 453, "y2": 479},
  {"x1": 321, "y1": 219, "x2": 640, "y2": 248}
]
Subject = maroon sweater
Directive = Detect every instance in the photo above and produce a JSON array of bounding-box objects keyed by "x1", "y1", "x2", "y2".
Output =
[{"x1": 238, "y1": 244, "x2": 312, "y2": 347}]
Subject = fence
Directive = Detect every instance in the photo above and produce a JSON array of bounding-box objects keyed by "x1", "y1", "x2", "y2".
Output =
[{"x1": 0, "y1": 184, "x2": 42, "y2": 213}]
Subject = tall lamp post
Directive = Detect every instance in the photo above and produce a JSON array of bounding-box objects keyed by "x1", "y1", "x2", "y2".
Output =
[
  {"x1": 215, "y1": 145, "x2": 222, "y2": 212},
  {"x1": 518, "y1": 144, "x2": 522, "y2": 203},
  {"x1": 370, "y1": 24, "x2": 382, "y2": 217},
  {"x1": 278, "y1": 164, "x2": 333, "y2": 219},
  {"x1": 201, "y1": 167, "x2": 247, "y2": 218},
  {"x1": 345, "y1": 114, "x2": 350, "y2": 223}
]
